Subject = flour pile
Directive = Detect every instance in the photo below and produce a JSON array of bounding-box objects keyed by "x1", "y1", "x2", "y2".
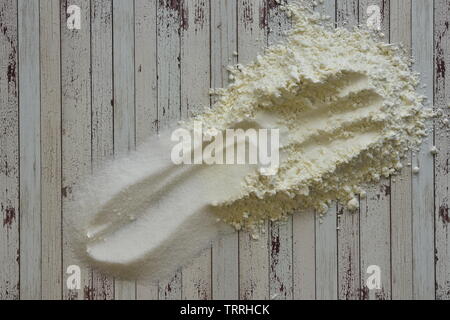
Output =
[{"x1": 69, "y1": 4, "x2": 432, "y2": 281}]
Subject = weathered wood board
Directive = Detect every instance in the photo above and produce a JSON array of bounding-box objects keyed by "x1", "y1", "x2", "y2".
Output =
[{"x1": 0, "y1": 0, "x2": 447, "y2": 300}]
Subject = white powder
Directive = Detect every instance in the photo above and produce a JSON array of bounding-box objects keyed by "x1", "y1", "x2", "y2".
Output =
[{"x1": 69, "y1": 4, "x2": 433, "y2": 281}]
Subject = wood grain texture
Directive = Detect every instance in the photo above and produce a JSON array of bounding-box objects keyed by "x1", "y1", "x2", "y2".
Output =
[
  {"x1": 91, "y1": 0, "x2": 114, "y2": 300},
  {"x1": 61, "y1": 0, "x2": 92, "y2": 300},
  {"x1": 0, "y1": 0, "x2": 19, "y2": 300},
  {"x1": 180, "y1": 0, "x2": 212, "y2": 300},
  {"x1": 135, "y1": 0, "x2": 158, "y2": 144},
  {"x1": 411, "y1": 0, "x2": 435, "y2": 300},
  {"x1": 337, "y1": 204, "x2": 360, "y2": 300},
  {"x1": 358, "y1": 0, "x2": 392, "y2": 301},
  {"x1": 267, "y1": 0, "x2": 293, "y2": 301},
  {"x1": 390, "y1": 0, "x2": 413, "y2": 300},
  {"x1": 210, "y1": 0, "x2": 239, "y2": 300},
  {"x1": 337, "y1": 0, "x2": 358, "y2": 27},
  {"x1": 40, "y1": 0, "x2": 62, "y2": 300},
  {"x1": 112, "y1": 0, "x2": 137, "y2": 300},
  {"x1": 0, "y1": 0, "x2": 447, "y2": 301},
  {"x1": 135, "y1": 0, "x2": 159, "y2": 300},
  {"x1": 434, "y1": 0, "x2": 450, "y2": 301},
  {"x1": 157, "y1": 0, "x2": 182, "y2": 300},
  {"x1": 237, "y1": 0, "x2": 269, "y2": 300},
  {"x1": 315, "y1": 207, "x2": 338, "y2": 300},
  {"x1": 292, "y1": 210, "x2": 315, "y2": 300},
  {"x1": 18, "y1": 0, "x2": 41, "y2": 300}
]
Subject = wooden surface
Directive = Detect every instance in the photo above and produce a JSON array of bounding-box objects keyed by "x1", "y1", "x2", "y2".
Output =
[{"x1": 0, "y1": 0, "x2": 449, "y2": 300}]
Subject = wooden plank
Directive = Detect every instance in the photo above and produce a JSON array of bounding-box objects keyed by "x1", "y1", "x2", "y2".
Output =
[
  {"x1": 237, "y1": 0, "x2": 269, "y2": 300},
  {"x1": 40, "y1": 0, "x2": 62, "y2": 300},
  {"x1": 157, "y1": 0, "x2": 182, "y2": 300},
  {"x1": 434, "y1": 0, "x2": 450, "y2": 301},
  {"x1": 315, "y1": 207, "x2": 338, "y2": 300},
  {"x1": 269, "y1": 219, "x2": 292, "y2": 300},
  {"x1": 61, "y1": 0, "x2": 92, "y2": 300},
  {"x1": 18, "y1": 0, "x2": 41, "y2": 300},
  {"x1": 157, "y1": 0, "x2": 182, "y2": 130},
  {"x1": 390, "y1": 0, "x2": 413, "y2": 300},
  {"x1": 336, "y1": 0, "x2": 358, "y2": 28},
  {"x1": 135, "y1": 0, "x2": 159, "y2": 301},
  {"x1": 337, "y1": 204, "x2": 360, "y2": 300},
  {"x1": 113, "y1": 0, "x2": 135, "y2": 153},
  {"x1": 358, "y1": 0, "x2": 391, "y2": 301},
  {"x1": 359, "y1": 183, "x2": 391, "y2": 300},
  {"x1": 180, "y1": 0, "x2": 211, "y2": 300},
  {"x1": 91, "y1": 0, "x2": 114, "y2": 300},
  {"x1": 112, "y1": 0, "x2": 137, "y2": 300},
  {"x1": 411, "y1": 0, "x2": 435, "y2": 300},
  {"x1": 0, "y1": 0, "x2": 19, "y2": 300},
  {"x1": 293, "y1": 210, "x2": 315, "y2": 300},
  {"x1": 267, "y1": 0, "x2": 293, "y2": 301},
  {"x1": 210, "y1": 0, "x2": 239, "y2": 300},
  {"x1": 135, "y1": 0, "x2": 158, "y2": 144},
  {"x1": 312, "y1": 0, "x2": 336, "y2": 18},
  {"x1": 314, "y1": 0, "x2": 338, "y2": 301}
]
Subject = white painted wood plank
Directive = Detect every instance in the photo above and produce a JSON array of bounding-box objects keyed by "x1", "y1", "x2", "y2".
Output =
[
  {"x1": 359, "y1": 183, "x2": 391, "y2": 300},
  {"x1": 157, "y1": 0, "x2": 182, "y2": 130},
  {"x1": 180, "y1": 0, "x2": 210, "y2": 119},
  {"x1": 313, "y1": 0, "x2": 336, "y2": 18},
  {"x1": 210, "y1": 0, "x2": 239, "y2": 300},
  {"x1": 18, "y1": 0, "x2": 41, "y2": 300},
  {"x1": 61, "y1": 0, "x2": 93, "y2": 300},
  {"x1": 293, "y1": 210, "x2": 315, "y2": 300},
  {"x1": 0, "y1": 0, "x2": 19, "y2": 300},
  {"x1": 92, "y1": 0, "x2": 113, "y2": 170},
  {"x1": 113, "y1": 0, "x2": 137, "y2": 300},
  {"x1": 337, "y1": 204, "x2": 360, "y2": 300},
  {"x1": 358, "y1": 0, "x2": 391, "y2": 301},
  {"x1": 315, "y1": 207, "x2": 338, "y2": 300},
  {"x1": 411, "y1": 0, "x2": 435, "y2": 300},
  {"x1": 237, "y1": 0, "x2": 269, "y2": 300},
  {"x1": 314, "y1": 0, "x2": 338, "y2": 301},
  {"x1": 267, "y1": 0, "x2": 293, "y2": 301},
  {"x1": 269, "y1": 220, "x2": 292, "y2": 300},
  {"x1": 157, "y1": 0, "x2": 182, "y2": 300},
  {"x1": 180, "y1": 0, "x2": 212, "y2": 300},
  {"x1": 390, "y1": 0, "x2": 413, "y2": 300},
  {"x1": 40, "y1": 0, "x2": 62, "y2": 300},
  {"x1": 336, "y1": 0, "x2": 359, "y2": 28},
  {"x1": 135, "y1": 0, "x2": 159, "y2": 300},
  {"x1": 434, "y1": 0, "x2": 450, "y2": 301},
  {"x1": 135, "y1": 0, "x2": 158, "y2": 144},
  {"x1": 113, "y1": 0, "x2": 135, "y2": 154},
  {"x1": 91, "y1": 0, "x2": 114, "y2": 300}
]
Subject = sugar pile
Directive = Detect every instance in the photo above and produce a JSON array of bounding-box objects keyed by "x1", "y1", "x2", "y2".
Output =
[{"x1": 69, "y1": 3, "x2": 433, "y2": 281}]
